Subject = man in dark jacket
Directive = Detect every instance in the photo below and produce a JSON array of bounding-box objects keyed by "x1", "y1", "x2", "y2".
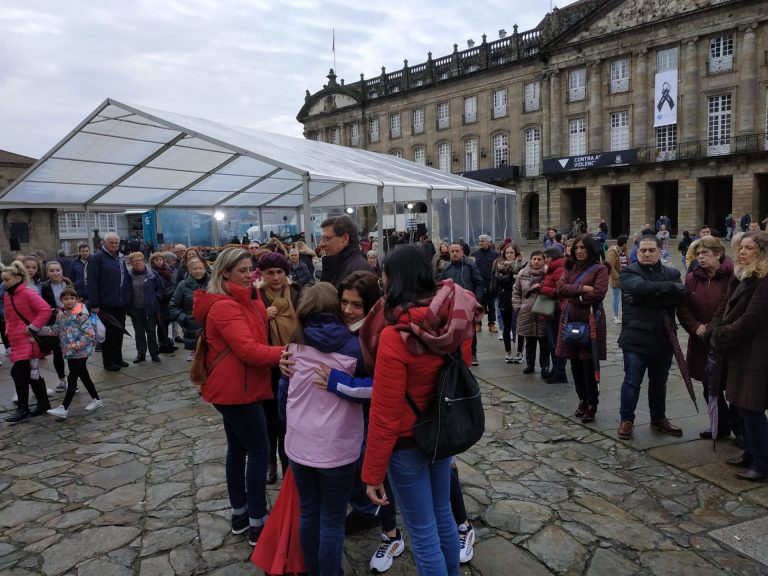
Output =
[
  {"x1": 319, "y1": 215, "x2": 369, "y2": 287},
  {"x1": 87, "y1": 233, "x2": 131, "y2": 371},
  {"x1": 439, "y1": 242, "x2": 484, "y2": 365},
  {"x1": 471, "y1": 234, "x2": 499, "y2": 333},
  {"x1": 70, "y1": 243, "x2": 90, "y2": 297},
  {"x1": 617, "y1": 236, "x2": 687, "y2": 440}
]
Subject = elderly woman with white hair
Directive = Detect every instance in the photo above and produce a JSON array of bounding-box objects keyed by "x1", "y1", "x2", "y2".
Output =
[{"x1": 366, "y1": 250, "x2": 381, "y2": 276}]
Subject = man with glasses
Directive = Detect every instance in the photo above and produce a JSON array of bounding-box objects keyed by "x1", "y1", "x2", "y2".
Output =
[
  {"x1": 319, "y1": 215, "x2": 369, "y2": 287},
  {"x1": 617, "y1": 236, "x2": 687, "y2": 440}
]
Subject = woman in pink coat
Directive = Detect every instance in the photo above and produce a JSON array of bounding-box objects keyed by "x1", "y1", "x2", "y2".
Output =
[{"x1": 3, "y1": 261, "x2": 52, "y2": 423}]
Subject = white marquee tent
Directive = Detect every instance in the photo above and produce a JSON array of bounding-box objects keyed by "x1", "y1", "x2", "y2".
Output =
[{"x1": 1, "y1": 99, "x2": 516, "y2": 244}]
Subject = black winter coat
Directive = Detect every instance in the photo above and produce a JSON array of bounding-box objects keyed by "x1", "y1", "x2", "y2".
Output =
[
  {"x1": 321, "y1": 245, "x2": 370, "y2": 287},
  {"x1": 438, "y1": 258, "x2": 484, "y2": 301},
  {"x1": 471, "y1": 247, "x2": 499, "y2": 288},
  {"x1": 618, "y1": 262, "x2": 685, "y2": 356},
  {"x1": 169, "y1": 272, "x2": 210, "y2": 350}
]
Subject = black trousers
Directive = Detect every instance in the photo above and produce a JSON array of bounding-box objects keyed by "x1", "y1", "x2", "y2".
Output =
[
  {"x1": 0, "y1": 317, "x2": 9, "y2": 349},
  {"x1": 52, "y1": 344, "x2": 66, "y2": 379},
  {"x1": 11, "y1": 360, "x2": 48, "y2": 411},
  {"x1": 480, "y1": 290, "x2": 496, "y2": 324},
  {"x1": 572, "y1": 356, "x2": 599, "y2": 406},
  {"x1": 131, "y1": 310, "x2": 159, "y2": 357},
  {"x1": 62, "y1": 358, "x2": 99, "y2": 409},
  {"x1": 525, "y1": 336, "x2": 550, "y2": 369},
  {"x1": 99, "y1": 307, "x2": 126, "y2": 367}
]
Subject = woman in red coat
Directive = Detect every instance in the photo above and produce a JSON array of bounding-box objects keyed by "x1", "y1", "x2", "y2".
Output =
[
  {"x1": 360, "y1": 245, "x2": 481, "y2": 576},
  {"x1": 3, "y1": 261, "x2": 52, "y2": 423},
  {"x1": 556, "y1": 235, "x2": 609, "y2": 423},
  {"x1": 192, "y1": 248, "x2": 284, "y2": 546}
]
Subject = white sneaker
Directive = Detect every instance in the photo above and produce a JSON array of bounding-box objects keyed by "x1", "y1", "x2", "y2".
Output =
[
  {"x1": 75, "y1": 384, "x2": 80, "y2": 394},
  {"x1": 85, "y1": 398, "x2": 103, "y2": 412},
  {"x1": 614, "y1": 316, "x2": 621, "y2": 324},
  {"x1": 513, "y1": 353, "x2": 523, "y2": 364},
  {"x1": 497, "y1": 334, "x2": 503, "y2": 340},
  {"x1": 370, "y1": 531, "x2": 404, "y2": 573},
  {"x1": 458, "y1": 522, "x2": 475, "y2": 564},
  {"x1": 55, "y1": 380, "x2": 67, "y2": 393},
  {"x1": 46, "y1": 387, "x2": 55, "y2": 397},
  {"x1": 47, "y1": 405, "x2": 68, "y2": 419},
  {"x1": 186, "y1": 353, "x2": 194, "y2": 362},
  {"x1": 504, "y1": 353, "x2": 514, "y2": 364}
]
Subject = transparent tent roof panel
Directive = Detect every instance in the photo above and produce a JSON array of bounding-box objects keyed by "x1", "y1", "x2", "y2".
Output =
[
  {"x1": 54, "y1": 132, "x2": 165, "y2": 165},
  {"x1": 27, "y1": 158, "x2": 134, "y2": 186},
  {"x1": 218, "y1": 155, "x2": 281, "y2": 178},
  {"x1": 176, "y1": 136, "x2": 234, "y2": 154},
  {"x1": 164, "y1": 190, "x2": 235, "y2": 206},
  {"x1": 4, "y1": 182, "x2": 103, "y2": 204},
  {"x1": 82, "y1": 118, "x2": 179, "y2": 144},
  {"x1": 95, "y1": 187, "x2": 179, "y2": 205},
  {"x1": 120, "y1": 167, "x2": 206, "y2": 190},
  {"x1": 146, "y1": 146, "x2": 234, "y2": 172},
  {"x1": 188, "y1": 173, "x2": 264, "y2": 193}
]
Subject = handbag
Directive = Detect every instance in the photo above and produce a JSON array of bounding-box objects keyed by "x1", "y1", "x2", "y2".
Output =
[
  {"x1": 9, "y1": 295, "x2": 59, "y2": 354},
  {"x1": 531, "y1": 294, "x2": 556, "y2": 317},
  {"x1": 560, "y1": 264, "x2": 599, "y2": 347}
]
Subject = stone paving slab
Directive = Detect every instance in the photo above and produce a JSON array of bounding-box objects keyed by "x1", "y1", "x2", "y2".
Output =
[
  {"x1": 0, "y1": 312, "x2": 766, "y2": 574},
  {"x1": 710, "y1": 515, "x2": 768, "y2": 567}
]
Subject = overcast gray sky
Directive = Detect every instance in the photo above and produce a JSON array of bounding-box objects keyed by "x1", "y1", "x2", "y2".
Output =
[{"x1": 1, "y1": 0, "x2": 564, "y2": 159}]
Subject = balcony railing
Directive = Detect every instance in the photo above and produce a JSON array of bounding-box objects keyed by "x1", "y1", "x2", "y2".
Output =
[
  {"x1": 610, "y1": 78, "x2": 629, "y2": 93},
  {"x1": 463, "y1": 113, "x2": 477, "y2": 124},
  {"x1": 492, "y1": 105, "x2": 507, "y2": 119},
  {"x1": 638, "y1": 133, "x2": 765, "y2": 164}
]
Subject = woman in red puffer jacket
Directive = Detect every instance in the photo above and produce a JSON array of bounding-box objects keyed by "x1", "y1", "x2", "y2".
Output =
[
  {"x1": 3, "y1": 261, "x2": 52, "y2": 423},
  {"x1": 192, "y1": 248, "x2": 284, "y2": 547}
]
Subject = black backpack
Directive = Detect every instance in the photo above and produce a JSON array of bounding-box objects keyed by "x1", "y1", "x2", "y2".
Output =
[{"x1": 406, "y1": 350, "x2": 485, "y2": 463}]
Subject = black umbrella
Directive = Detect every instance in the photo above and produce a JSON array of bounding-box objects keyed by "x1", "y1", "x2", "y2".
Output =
[
  {"x1": 663, "y1": 312, "x2": 698, "y2": 413},
  {"x1": 98, "y1": 311, "x2": 132, "y2": 337}
]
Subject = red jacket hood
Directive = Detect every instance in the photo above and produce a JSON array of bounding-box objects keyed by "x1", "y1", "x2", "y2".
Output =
[{"x1": 192, "y1": 282, "x2": 251, "y2": 325}]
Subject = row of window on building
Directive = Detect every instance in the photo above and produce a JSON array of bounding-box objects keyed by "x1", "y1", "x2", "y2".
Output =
[
  {"x1": 312, "y1": 86, "x2": 765, "y2": 178},
  {"x1": 57, "y1": 212, "x2": 119, "y2": 238}
]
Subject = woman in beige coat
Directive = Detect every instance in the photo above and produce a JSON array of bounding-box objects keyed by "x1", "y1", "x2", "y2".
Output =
[{"x1": 512, "y1": 250, "x2": 548, "y2": 376}]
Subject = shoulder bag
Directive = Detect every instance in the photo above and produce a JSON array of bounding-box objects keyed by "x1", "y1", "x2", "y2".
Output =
[
  {"x1": 532, "y1": 294, "x2": 556, "y2": 317},
  {"x1": 560, "y1": 264, "x2": 599, "y2": 347}
]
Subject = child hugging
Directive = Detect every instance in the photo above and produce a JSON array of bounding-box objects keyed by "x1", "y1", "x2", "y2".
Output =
[
  {"x1": 37, "y1": 286, "x2": 102, "y2": 418},
  {"x1": 282, "y1": 282, "x2": 365, "y2": 575}
]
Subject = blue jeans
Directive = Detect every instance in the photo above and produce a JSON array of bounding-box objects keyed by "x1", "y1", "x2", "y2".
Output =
[
  {"x1": 387, "y1": 448, "x2": 459, "y2": 576},
  {"x1": 214, "y1": 402, "x2": 269, "y2": 525},
  {"x1": 739, "y1": 408, "x2": 768, "y2": 475},
  {"x1": 291, "y1": 460, "x2": 357, "y2": 576},
  {"x1": 611, "y1": 287, "x2": 621, "y2": 318},
  {"x1": 495, "y1": 296, "x2": 504, "y2": 334},
  {"x1": 619, "y1": 349, "x2": 672, "y2": 423}
]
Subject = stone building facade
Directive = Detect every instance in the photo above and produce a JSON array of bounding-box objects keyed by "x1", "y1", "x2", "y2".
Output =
[{"x1": 297, "y1": 0, "x2": 768, "y2": 241}]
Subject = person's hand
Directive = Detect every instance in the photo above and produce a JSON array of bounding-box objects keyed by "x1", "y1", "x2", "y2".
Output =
[
  {"x1": 366, "y1": 483, "x2": 389, "y2": 506},
  {"x1": 313, "y1": 364, "x2": 331, "y2": 390},
  {"x1": 695, "y1": 325, "x2": 707, "y2": 338},
  {"x1": 279, "y1": 350, "x2": 295, "y2": 377},
  {"x1": 267, "y1": 305, "x2": 278, "y2": 319},
  {"x1": 581, "y1": 285, "x2": 594, "y2": 293}
]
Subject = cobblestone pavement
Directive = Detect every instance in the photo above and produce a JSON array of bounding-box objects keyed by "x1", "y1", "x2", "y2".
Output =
[{"x1": 0, "y1": 313, "x2": 767, "y2": 575}]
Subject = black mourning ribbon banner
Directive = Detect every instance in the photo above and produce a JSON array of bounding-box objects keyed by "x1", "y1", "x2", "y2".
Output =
[{"x1": 657, "y1": 82, "x2": 675, "y2": 112}]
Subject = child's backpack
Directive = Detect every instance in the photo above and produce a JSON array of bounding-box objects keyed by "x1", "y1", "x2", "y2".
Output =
[
  {"x1": 405, "y1": 349, "x2": 485, "y2": 463},
  {"x1": 189, "y1": 326, "x2": 230, "y2": 387}
]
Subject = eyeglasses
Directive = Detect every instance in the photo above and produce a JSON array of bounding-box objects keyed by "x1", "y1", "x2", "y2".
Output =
[
  {"x1": 319, "y1": 235, "x2": 340, "y2": 243},
  {"x1": 695, "y1": 249, "x2": 713, "y2": 256}
]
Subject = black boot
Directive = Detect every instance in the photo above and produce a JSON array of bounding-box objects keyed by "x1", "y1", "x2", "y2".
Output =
[
  {"x1": 6, "y1": 407, "x2": 31, "y2": 424},
  {"x1": 29, "y1": 378, "x2": 51, "y2": 416}
]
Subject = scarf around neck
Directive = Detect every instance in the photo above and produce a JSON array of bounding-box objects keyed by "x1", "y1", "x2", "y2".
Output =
[
  {"x1": 359, "y1": 279, "x2": 483, "y2": 372},
  {"x1": 263, "y1": 284, "x2": 297, "y2": 346}
]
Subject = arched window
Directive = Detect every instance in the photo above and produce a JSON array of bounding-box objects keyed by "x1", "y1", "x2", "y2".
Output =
[{"x1": 414, "y1": 147, "x2": 426, "y2": 165}]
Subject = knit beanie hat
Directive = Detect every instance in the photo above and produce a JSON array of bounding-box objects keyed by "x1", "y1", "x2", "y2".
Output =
[{"x1": 258, "y1": 251, "x2": 290, "y2": 273}]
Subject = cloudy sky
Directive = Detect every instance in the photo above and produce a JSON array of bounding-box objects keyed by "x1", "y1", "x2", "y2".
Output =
[{"x1": 1, "y1": 0, "x2": 565, "y2": 159}]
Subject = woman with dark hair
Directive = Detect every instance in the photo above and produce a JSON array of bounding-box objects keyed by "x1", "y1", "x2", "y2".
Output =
[
  {"x1": 192, "y1": 247, "x2": 284, "y2": 546},
  {"x1": 150, "y1": 252, "x2": 177, "y2": 353},
  {"x1": 556, "y1": 234, "x2": 609, "y2": 423},
  {"x1": 494, "y1": 243, "x2": 527, "y2": 363},
  {"x1": 433, "y1": 242, "x2": 450, "y2": 275},
  {"x1": 710, "y1": 231, "x2": 768, "y2": 481},
  {"x1": 360, "y1": 245, "x2": 481, "y2": 575}
]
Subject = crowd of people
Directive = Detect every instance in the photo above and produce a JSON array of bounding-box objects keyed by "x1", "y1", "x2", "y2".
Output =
[{"x1": 3, "y1": 212, "x2": 768, "y2": 575}]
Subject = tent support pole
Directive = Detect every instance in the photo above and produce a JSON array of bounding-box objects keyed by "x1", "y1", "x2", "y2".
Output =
[
  {"x1": 376, "y1": 185, "x2": 384, "y2": 256},
  {"x1": 85, "y1": 206, "x2": 94, "y2": 252},
  {"x1": 258, "y1": 208, "x2": 264, "y2": 243},
  {"x1": 426, "y1": 189, "x2": 433, "y2": 242},
  {"x1": 464, "y1": 190, "x2": 470, "y2": 246},
  {"x1": 302, "y1": 175, "x2": 312, "y2": 246}
]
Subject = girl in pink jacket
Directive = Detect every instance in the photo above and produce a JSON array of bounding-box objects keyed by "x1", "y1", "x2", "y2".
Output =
[{"x1": 3, "y1": 261, "x2": 52, "y2": 423}]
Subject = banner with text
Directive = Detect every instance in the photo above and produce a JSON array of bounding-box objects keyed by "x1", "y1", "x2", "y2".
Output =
[
  {"x1": 653, "y1": 69, "x2": 678, "y2": 128},
  {"x1": 543, "y1": 149, "x2": 638, "y2": 173}
]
